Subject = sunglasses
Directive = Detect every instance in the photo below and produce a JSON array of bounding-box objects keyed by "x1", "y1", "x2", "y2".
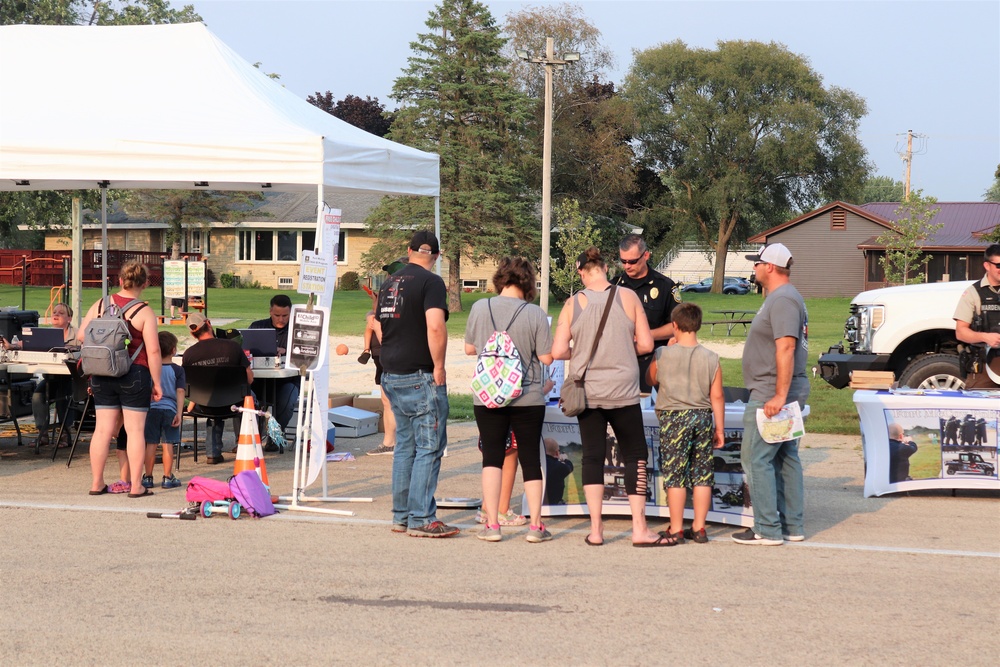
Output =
[
  {"x1": 753, "y1": 261, "x2": 767, "y2": 267},
  {"x1": 619, "y1": 257, "x2": 643, "y2": 266},
  {"x1": 988, "y1": 260, "x2": 1000, "y2": 269}
]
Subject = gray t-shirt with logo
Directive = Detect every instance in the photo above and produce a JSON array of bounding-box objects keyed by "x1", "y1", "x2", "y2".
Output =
[{"x1": 742, "y1": 283, "x2": 810, "y2": 406}]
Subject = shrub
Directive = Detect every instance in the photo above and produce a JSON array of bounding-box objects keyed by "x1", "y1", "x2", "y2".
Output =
[
  {"x1": 340, "y1": 271, "x2": 360, "y2": 290},
  {"x1": 219, "y1": 273, "x2": 236, "y2": 289}
]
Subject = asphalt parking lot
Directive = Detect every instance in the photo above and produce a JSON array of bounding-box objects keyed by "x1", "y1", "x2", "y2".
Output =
[{"x1": 1, "y1": 423, "x2": 997, "y2": 666}]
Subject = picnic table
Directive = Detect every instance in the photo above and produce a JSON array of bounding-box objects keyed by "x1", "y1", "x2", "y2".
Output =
[{"x1": 706, "y1": 310, "x2": 757, "y2": 336}]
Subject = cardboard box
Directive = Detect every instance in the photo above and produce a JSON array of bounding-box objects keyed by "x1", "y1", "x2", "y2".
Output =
[
  {"x1": 353, "y1": 395, "x2": 385, "y2": 433},
  {"x1": 329, "y1": 393, "x2": 355, "y2": 408},
  {"x1": 328, "y1": 406, "x2": 379, "y2": 438}
]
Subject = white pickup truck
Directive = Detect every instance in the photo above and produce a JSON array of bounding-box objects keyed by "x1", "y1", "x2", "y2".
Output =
[{"x1": 817, "y1": 280, "x2": 972, "y2": 390}]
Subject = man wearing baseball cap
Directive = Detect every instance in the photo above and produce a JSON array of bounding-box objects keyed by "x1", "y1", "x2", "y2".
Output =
[
  {"x1": 733, "y1": 242, "x2": 810, "y2": 546},
  {"x1": 377, "y1": 230, "x2": 458, "y2": 537},
  {"x1": 182, "y1": 313, "x2": 253, "y2": 464}
]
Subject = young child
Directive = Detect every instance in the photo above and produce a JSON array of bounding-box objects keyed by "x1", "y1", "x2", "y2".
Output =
[
  {"x1": 646, "y1": 303, "x2": 725, "y2": 545},
  {"x1": 141, "y1": 331, "x2": 186, "y2": 489}
]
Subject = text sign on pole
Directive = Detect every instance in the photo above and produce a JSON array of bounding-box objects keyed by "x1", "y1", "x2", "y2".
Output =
[
  {"x1": 298, "y1": 254, "x2": 331, "y2": 297},
  {"x1": 285, "y1": 304, "x2": 329, "y2": 372},
  {"x1": 163, "y1": 260, "x2": 185, "y2": 299},
  {"x1": 188, "y1": 261, "x2": 206, "y2": 297}
]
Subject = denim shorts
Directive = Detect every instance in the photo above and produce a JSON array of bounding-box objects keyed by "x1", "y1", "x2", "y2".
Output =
[
  {"x1": 144, "y1": 407, "x2": 180, "y2": 445},
  {"x1": 90, "y1": 364, "x2": 153, "y2": 412}
]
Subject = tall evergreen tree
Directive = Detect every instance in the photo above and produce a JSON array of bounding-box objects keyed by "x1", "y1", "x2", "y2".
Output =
[{"x1": 363, "y1": 0, "x2": 533, "y2": 311}]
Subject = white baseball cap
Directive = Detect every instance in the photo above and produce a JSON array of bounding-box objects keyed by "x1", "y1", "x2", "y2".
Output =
[{"x1": 746, "y1": 243, "x2": 793, "y2": 269}]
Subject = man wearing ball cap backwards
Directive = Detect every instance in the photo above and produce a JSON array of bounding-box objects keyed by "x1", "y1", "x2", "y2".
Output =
[
  {"x1": 376, "y1": 230, "x2": 458, "y2": 537},
  {"x1": 732, "y1": 243, "x2": 810, "y2": 546}
]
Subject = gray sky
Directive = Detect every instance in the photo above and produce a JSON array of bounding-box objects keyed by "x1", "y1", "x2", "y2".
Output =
[{"x1": 192, "y1": 0, "x2": 1000, "y2": 202}]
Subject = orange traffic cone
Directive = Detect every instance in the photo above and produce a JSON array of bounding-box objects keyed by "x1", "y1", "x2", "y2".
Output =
[{"x1": 233, "y1": 395, "x2": 269, "y2": 488}]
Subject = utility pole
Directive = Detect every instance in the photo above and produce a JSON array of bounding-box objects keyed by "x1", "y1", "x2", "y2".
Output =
[{"x1": 895, "y1": 129, "x2": 927, "y2": 201}]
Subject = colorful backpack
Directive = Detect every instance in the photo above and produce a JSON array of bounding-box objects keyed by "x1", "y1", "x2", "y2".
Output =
[
  {"x1": 471, "y1": 300, "x2": 529, "y2": 408},
  {"x1": 229, "y1": 470, "x2": 276, "y2": 518}
]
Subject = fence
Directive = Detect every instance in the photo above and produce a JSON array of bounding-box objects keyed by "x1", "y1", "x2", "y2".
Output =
[{"x1": 0, "y1": 250, "x2": 174, "y2": 288}]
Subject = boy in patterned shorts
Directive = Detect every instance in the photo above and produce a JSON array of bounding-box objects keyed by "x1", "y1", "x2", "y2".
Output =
[{"x1": 646, "y1": 303, "x2": 725, "y2": 545}]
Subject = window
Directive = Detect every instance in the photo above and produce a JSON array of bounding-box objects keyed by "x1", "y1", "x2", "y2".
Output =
[
  {"x1": 190, "y1": 230, "x2": 202, "y2": 253},
  {"x1": 235, "y1": 229, "x2": 345, "y2": 263},
  {"x1": 831, "y1": 210, "x2": 846, "y2": 230},
  {"x1": 278, "y1": 277, "x2": 294, "y2": 288},
  {"x1": 255, "y1": 231, "x2": 273, "y2": 261}
]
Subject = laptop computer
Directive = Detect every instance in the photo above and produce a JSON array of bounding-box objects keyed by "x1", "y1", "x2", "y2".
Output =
[
  {"x1": 22, "y1": 327, "x2": 67, "y2": 351},
  {"x1": 238, "y1": 328, "x2": 278, "y2": 357}
]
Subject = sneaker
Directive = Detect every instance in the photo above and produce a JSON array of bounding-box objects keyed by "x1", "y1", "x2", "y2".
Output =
[
  {"x1": 731, "y1": 528, "x2": 782, "y2": 546},
  {"x1": 783, "y1": 533, "x2": 805, "y2": 542},
  {"x1": 474, "y1": 510, "x2": 488, "y2": 524},
  {"x1": 263, "y1": 435, "x2": 279, "y2": 453},
  {"x1": 183, "y1": 501, "x2": 202, "y2": 515},
  {"x1": 498, "y1": 508, "x2": 527, "y2": 526},
  {"x1": 161, "y1": 475, "x2": 182, "y2": 489},
  {"x1": 107, "y1": 480, "x2": 131, "y2": 494},
  {"x1": 391, "y1": 523, "x2": 408, "y2": 533},
  {"x1": 141, "y1": 475, "x2": 154, "y2": 489},
  {"x1": 477, "y1": 524, "x2": 502, "y2": 542},
  {"x1": 367, "y1": 444, "x2": 395, "y2": 456},
  {"x1": 526, "y1": 525, "x2": 553, "y2": 543},
  {"x1": 407, "y1": 521, "x2": 459, "y2": 538}
]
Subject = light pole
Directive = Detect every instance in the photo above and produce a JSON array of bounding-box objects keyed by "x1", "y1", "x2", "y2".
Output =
[{"x1": 517, "y1": 37, "x2": 579, "y2": 313}]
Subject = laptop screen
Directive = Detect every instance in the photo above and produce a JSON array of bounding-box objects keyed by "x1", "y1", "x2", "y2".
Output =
[
  {"x1": 22, "y1": 327, "x2": 67, "y2": 351},
  {"x1": 238, "y1": 328, "x2": 278, "y2": 357}
]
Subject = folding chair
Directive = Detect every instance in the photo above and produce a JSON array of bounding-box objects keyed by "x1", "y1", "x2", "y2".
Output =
[
  {"x1": 183, "y1": 365, "x2": 250, "y2": 463},
  {"x1": 54, "y1": 361, "x2": 95, "y2": 467}
]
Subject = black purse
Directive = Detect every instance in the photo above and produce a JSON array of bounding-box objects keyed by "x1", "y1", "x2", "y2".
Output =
[{"x1": 560, "y1": 286, "x2": 617, "y2": 417}]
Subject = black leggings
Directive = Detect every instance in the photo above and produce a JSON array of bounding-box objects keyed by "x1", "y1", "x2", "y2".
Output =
[
  {"x1": 473, "y1": 404, "x2": 545, "y2": 482},
  {"x1": 578, "y1": 404, "x2": 648, "y2": 497}
]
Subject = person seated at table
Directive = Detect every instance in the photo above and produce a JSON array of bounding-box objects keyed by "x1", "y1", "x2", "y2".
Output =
[
  {"x1": 250, "y1": 293, "x2": 296, "y2": 451},
  {"x1": 183, "y1": 313, "x2": 253, "y2": 464},
  {"x1": 2, "y1": 303, "x2": 79, "y2": 450}
]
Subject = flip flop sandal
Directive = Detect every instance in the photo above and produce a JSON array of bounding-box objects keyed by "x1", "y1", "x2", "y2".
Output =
[
  {"x1": 88, "y1": 485, "x2": 109, "y2": 496},
  {"x1": 127, "y1": 489, "x2": 155, "y2": 498},
  {"x1": 584, "y1": 535, "x2": 604, "y2": 547},
  {"x1": 634, "y1": 534, "x2": 677, "y2": 548}
]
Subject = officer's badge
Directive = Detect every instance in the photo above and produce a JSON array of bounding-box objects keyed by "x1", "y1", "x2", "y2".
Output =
[
  {"x1": 672, "y1": 286, "x2": 682, "y2": 303},
  {"x1": 650, "y1": 287, "x2": 659, "y2": 300}
]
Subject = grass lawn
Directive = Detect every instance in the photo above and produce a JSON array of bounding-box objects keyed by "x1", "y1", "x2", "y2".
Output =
[{"x1": 1, "y1": 283, "x2": 860, "y2": 434}]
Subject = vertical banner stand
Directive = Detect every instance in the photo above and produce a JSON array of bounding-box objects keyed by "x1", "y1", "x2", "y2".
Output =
[{"x1": 275, "y1": 294, "x2": 373, "y2": 516}]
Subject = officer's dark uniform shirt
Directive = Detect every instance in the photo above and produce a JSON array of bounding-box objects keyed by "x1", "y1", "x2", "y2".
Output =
[{"x1": 612, "y1": 267, "x2": 681, "y2": 349}]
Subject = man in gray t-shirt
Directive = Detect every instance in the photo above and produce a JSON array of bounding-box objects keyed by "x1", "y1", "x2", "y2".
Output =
[{"x1": 733, "y1": 243, "x2": 809, "y2": 547}]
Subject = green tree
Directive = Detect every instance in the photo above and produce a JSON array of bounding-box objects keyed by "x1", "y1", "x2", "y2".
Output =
[
  {"x1": 550, "y1": 199, "x2": 602, "y2": 298},
  {"x1": 0, "y1": 0, "x2": 201, "y2": 246},
  {"x1": 503, "y1": 5, "x2": 637, "y2": 220},
  {"x1": 623, "y1": 40, "x2": 870, "y2": 292},
  {"x1": 862, "y1": 175, "x2": 907, "y2": 203},
  {"x1": 362, "y1": 0, "x2": 533, "y2": 312},
  {"x1": 121, "y1": 190, "x2": 263, "y2": 259},
  {"x1": 306, "y1": 92, "x2": 394, "y2": 137},
  {"x1": 984, "y1": 164, "x2": 1000, "y2": 203},
  {"x1": 876, "y1": 190, "x2": 942, "y2": 285}
]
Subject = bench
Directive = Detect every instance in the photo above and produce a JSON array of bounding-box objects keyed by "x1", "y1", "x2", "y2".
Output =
[{"x1": 705, "y1": 319, "x2": 752, "y2": 336}]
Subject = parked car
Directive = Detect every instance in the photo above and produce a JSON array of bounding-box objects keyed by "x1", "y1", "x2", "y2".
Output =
[{"x1": 680, "y1": 277, "x2": 751, "y2": 295}]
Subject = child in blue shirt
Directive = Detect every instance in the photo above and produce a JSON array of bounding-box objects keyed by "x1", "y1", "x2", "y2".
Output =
[{"x1": 142, "y1": 331, "x2": 186, "y2": 489}]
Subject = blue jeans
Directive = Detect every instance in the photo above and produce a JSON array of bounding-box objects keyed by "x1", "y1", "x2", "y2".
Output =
[
  {"x1": 274, "y1": 378, "x2": 299, "y2": 431},
  {"x1": 740, "y1": 399, "x2": 804, "y2": 540},
  {"x1": 382, "y1": 371, "x2": 449, "y2": 528}
]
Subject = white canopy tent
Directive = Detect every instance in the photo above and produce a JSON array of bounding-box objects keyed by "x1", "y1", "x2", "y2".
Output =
[
  {"x1": 0, "y1": 23, "x2": 440, "y2": 499},
  {"x1": 0, "y1": 23, "x2": 439, "y2": 196}
]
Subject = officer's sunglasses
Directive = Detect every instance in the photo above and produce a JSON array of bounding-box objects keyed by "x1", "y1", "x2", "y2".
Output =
[
  {"x1": 619, "y1": 257, "x2": 643, "y2": 266},
  {"x1": 987, "y1": 260, "x2": 1000, "y2": 269}
]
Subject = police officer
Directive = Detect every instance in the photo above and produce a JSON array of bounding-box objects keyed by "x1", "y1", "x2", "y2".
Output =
[
  {"x1": 954, "y1": 243, "x2": 1000, "y2": 389},
  {"x1": 612, "y1": 234, "x2": 681, "y2": 393}
]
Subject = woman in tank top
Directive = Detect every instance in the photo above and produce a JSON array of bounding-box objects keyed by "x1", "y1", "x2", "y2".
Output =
[
  {"x1": 78, "y1": 260, "x2": 162, "y2": 498},
  {"x1": 551, "y1": 247, "x2": 669, "y2": 546}
]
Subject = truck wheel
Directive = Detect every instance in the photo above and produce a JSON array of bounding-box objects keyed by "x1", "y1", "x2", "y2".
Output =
[{"x1": 897, "y1": 354, "x2": 964, "y2": 390}]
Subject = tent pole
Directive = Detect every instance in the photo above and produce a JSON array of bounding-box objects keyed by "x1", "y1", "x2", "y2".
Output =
[
  {"x1": 434, "y1": 196, "x2": 441, "y2": 276},
  {"x1": 101, "y1": 184, "x2": 108, "y2": 299},
  {"x1": 71, "y1": 198, "x2": 83, "y2": 329}
]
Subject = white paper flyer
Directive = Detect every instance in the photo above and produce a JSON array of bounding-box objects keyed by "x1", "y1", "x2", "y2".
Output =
[{"x1": 756, "y1": 402, "x2": 806, "y2": 444}]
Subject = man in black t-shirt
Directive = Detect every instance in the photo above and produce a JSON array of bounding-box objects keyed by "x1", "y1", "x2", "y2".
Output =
[
  {"x1": 377, "y1": 230, "x2": 457, "y2": 538},
  {"x1": 183, "y1": 313, "x2": 252, "y2": 464},
  {"x1": 612, "y1": 234, "x2": 681, "y2": 392}
]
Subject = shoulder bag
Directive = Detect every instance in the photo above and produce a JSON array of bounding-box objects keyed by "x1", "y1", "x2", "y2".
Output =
[{"x1": 559, "y1": 285, "x2": 617, "y2": 417}]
